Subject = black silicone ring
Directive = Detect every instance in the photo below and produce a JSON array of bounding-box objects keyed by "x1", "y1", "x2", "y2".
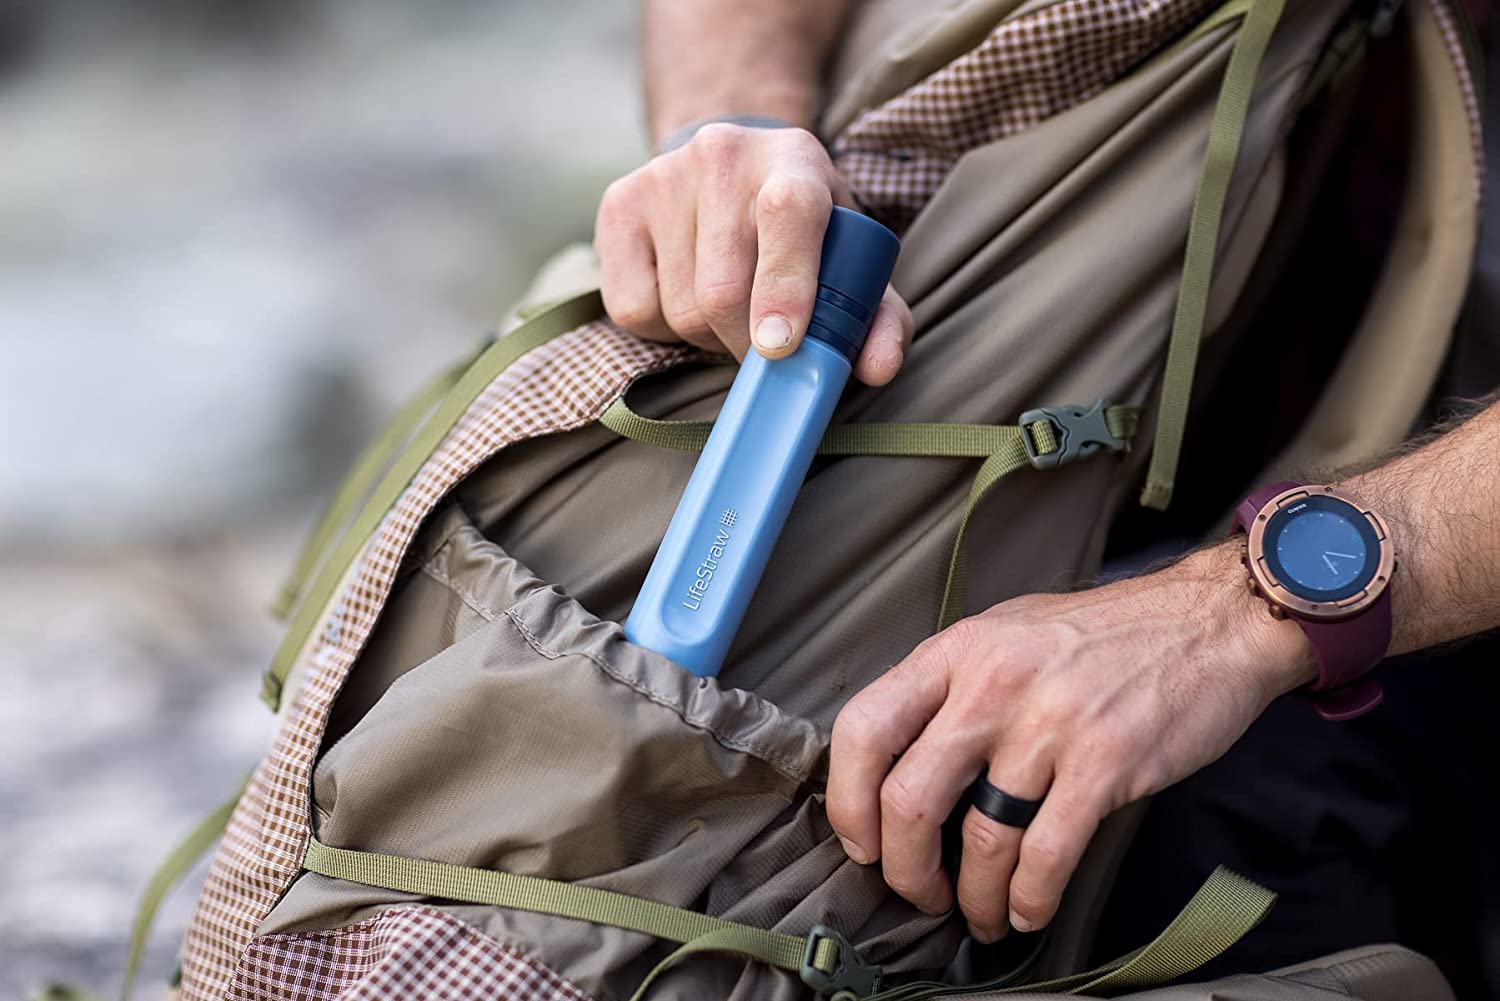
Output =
[{"x1": 967, "y1": 778, "x2": 1044, "y2": 829}]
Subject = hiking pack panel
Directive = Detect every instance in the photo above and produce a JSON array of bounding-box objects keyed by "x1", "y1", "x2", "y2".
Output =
[
  {"x1": 164, "y1": 0, "x2": 1481, "y2": 998},
  {"x1": 246, "y1": 6, "x2": 1351, "y2": 999},
  {"x1": 992, "y1": 945, "x2": 1456, "y2": 1001},
  {"x1": 264, "y1": 503, "x2": 947, "y2": 999},
  {"x1": 1269, "y1": 0, "x2": 1481, "y2": 478},
  {"x1": 177, "y1": 307, "x2": 689, "y2": 1000}
]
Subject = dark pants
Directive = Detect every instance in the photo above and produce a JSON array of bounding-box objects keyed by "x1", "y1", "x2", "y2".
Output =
[{"x1": 1092, "y1": 635, "x2": 1500, "y2": 998}]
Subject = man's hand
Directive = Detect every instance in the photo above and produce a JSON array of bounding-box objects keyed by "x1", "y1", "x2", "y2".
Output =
[
  {"x1": 593, "y1": 124, "x2": 913, "y2": 386},
  {"x1": 826, "y1": 544, "x2": 1317, "y2": 941}
]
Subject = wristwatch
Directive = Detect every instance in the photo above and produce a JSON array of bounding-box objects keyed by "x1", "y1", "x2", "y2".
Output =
[{"x1": 1233, "y1": 481, "x2": 1396, "y2": 721}]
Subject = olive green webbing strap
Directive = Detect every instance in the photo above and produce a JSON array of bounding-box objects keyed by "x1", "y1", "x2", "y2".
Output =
[
  {"x1": 856, "y1": 868, "x2": 1273, "y2": 1000},
  {"x1": 931, "y1": 415, "x2": 1150, "y2": 630},
  {"x1": 270, "y1": 351, "x2": 480, "y2": 623},
  {"x1": 260, "y1": 291, "x2": 606, "y2": 711},
  {"x1": 1139, "y1": 0, "x2": 1287, "y2": 511},
  {"x1": 119, "y1": 776, "x2": 250, "y2": 1001},
  {"x1": 301, "y1": 833, "x2": 1270, "y2": 999},
  {"x1": 300, "y1": 836, "x2": 839, "y2": 999},
  {"x1": 600, "y1": 398, "x2": 1139, "y2": 629},
  {"x1": 600, "y1": 398, "x2": 1029, "y2": 458},
  {"x1": 1065, "y1": 866, "x2": 1275, "y2": 995}
]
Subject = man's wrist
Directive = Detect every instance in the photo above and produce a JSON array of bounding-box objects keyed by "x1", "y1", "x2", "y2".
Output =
[
  {"x1": 1172, "y1": 541, "x2": 1320, "y2": 697},
  {"x1": 649, "y1": 88, "x2": 816, "y2": 148},
  {"x1": 654, "y1": 113, "x2": 799, "y2": 155}
]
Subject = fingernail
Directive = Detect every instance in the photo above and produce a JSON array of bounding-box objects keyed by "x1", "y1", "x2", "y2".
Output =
[
  {"x1": 837, "y1": 836, "x2": 869, "y2": 865},
  {"x1": 967, "y1": 923, "x2": 1002, "y2": 945},
  {"x1": 1010, "y1": 911, "x2": 1034, "y2": 933},
  {"x1": 753, "y1": 315, "x2": 792, "y2": 351}
]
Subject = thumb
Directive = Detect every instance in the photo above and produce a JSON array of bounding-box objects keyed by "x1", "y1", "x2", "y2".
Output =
[{"x1": 749, "y1": 173, "x2": 832, "y2": 359}]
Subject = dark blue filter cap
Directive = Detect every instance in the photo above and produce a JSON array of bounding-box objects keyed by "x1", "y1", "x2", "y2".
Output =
[{"x1": 805, "y1": 206, "x2": 901, "y2": 364}]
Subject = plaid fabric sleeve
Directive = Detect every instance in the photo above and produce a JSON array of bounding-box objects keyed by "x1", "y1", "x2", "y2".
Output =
[{"x1": 226, "y1": 907, "x2": 589, "y2": 1001}]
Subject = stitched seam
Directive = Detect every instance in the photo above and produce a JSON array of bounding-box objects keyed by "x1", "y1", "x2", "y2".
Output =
[
  {"x1": 419, "y1": 562, "x2": 503, "y2": 623},
  {"x1": 414, "y1": 533, "x2": 811, "y2": 781},
  {"x1": 503, "y1": 605, "x2": 811, "y2": 783}
]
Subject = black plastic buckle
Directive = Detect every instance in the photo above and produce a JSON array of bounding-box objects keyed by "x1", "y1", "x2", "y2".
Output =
[
  {"x1": 1020, "y1": 401, "x2": 1127, "y2": 470},
  {"x1": 801, "y1": 925, "x2": 880, "y2": 1000}
]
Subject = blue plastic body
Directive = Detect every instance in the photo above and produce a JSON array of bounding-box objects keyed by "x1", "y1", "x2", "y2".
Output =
[
  {"x1": 623, "y1": 341, "x2": 851, "y2": 676},
  {"x1": 624, "y1": 207, "x2": 899, "y2": 677}
]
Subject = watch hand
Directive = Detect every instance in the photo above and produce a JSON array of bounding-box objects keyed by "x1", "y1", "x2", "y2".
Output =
[
  {"x1": 1322, "y1": 553, "x2": 1338, "y2": 574},
  {"x1": 1325, "y1": 551, "x2": 1358, "y2": 560}
]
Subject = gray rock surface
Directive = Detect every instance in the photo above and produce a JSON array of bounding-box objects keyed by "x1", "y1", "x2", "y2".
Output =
[{"x1": 0, "y1": 1, "x2": 640, "y2": 995}]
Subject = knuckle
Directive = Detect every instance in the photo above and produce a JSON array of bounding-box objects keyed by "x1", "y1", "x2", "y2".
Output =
[
  {"x1": 1069, "y1": 731, "x2": 1130, "y2": 775},
  {"x1": 602, "y1": 292, "x2": 659, "y2": 334},
  {"x1": 757, "y1": 172, "x2": 831, "y2": 221},
  {"x1": 961, "y1": 813, "x2": 1013, "y2": 864},
  {"x1": 753, "y1": 268, "x2": 816, "y2": 315},
  {"x1": 940, "y1": 617, "x2": 988, "y2": 660},
  {"x1": 597, "y1": 176, "x2": 639, "y2": 222},
  {"x1": 696, "y1": 277, "x2": 750, "y2": 319},
  {"x1": 660, "y1": 300, "x2": 706, "y2": 333},
  {"x1": 832, "y1": 696, "x2": 884, "y2": 751},
  {"x1": 1030, "y1": 691, "x2": 1074, "y2": 735},
  {"x1": 774, "y1": 126, "x2": 833, "y2": 164},
  {"x1": 609, "y1": 306, "x2": 659, "y2": 336},
  {"x1": 879, "y1": 773, "x2": 928, "y2": 827},
  {"x1": 925, "y1": 619, "x2": 993, "y2": 687},
  {"x1": 1019, "y1": 831, "x2": 1065, "y2": 878},
  {"x1": 690, "y1": 122, "x2": 744, "y2": 164},
  {"x1": 882, "y1": 868, "x2": 932, "y2": 905}
]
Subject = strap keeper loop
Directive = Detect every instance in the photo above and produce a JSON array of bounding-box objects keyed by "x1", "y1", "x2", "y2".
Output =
[
  {"x1": 1020, "y1": 400, "x2": 1129, "y2": 470},
  {"x1": 800, "y1": 925, "x2": 880, "y2": 999}
]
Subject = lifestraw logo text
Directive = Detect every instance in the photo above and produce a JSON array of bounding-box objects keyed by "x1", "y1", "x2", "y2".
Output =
[{"x1": 682, "y1": 510, "x2": 736, "y2": 611}]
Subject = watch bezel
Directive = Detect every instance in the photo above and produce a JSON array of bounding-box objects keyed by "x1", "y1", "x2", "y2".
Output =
[{"x1": 1243, "y1": 485, "x2": 1395, "y2": 622}]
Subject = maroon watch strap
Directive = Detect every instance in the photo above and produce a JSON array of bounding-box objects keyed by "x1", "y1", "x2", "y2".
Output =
[
  {"x1": 1232, "y1": 480, "x2": 1301, "y2": 533},
  {"x1": 1298, "y1": 589, "x2": 1389, "y2": 719},
  {"x1": 1234, "y1": 481, "x2": 1388, "y2": 722}
]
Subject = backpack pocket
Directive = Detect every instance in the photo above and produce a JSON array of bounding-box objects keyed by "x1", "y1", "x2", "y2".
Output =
[{"x1": 256, "y1": 503, "x2": 956, "y2": 1001}]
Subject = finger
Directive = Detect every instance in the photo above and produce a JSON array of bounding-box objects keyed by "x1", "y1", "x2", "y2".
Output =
[
  {"x1": 876, "y1": 704, "x2": 988, "y2": 915},
  {"x1": 852, "y1": 285, "x2": 913, "y2": 386},
  {"x1": 649, "y1": 189, "x2": 717, "y2": 351},
  {"x1": 955, "y1": 755, "x2": 1053, "y2": 944},
  {"x1": 595, "y1": 183, "x2": 672, "y2": 341},
  {"x1": 1007, "y1": 779, "x2": 1110, "y2": 935},
  {"x1": 749, "y1": 171, "x2": 832, "y2": 359},
  {"x1": 827, "y1": 634, "x2": 956, "y2": 866},
  {"x1": 693, "y1": 177, "x2": 757, "y2": 359}
]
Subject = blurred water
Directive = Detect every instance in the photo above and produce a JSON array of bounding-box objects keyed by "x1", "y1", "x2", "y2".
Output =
[{"x1": 0, "y1": 1, "x2": 641, "y2": 995}]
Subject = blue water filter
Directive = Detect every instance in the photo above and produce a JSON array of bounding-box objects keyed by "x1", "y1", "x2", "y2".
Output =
[{"x1": 624, "y1": 206, "x2": 900, "y2": 677}]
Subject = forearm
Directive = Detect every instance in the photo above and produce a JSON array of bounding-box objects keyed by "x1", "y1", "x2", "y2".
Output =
[
  {"x1": 827, "y1": 395, "x2": 1499, "y2": 933},
  {"x1": 642, "y1": 0, "x2": 854, "y2": 144},
  {"x1": 1179, "y1": 398, "x2": 1500, "y2": 696},
  {"x1": 1342, "y1": 398, "x2": 1500, "y2": 654}
]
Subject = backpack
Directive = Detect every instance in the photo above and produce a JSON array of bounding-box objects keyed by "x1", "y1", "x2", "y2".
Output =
[{"x1": 110, "y1": 1, "x2": 1484, "y2": 998}]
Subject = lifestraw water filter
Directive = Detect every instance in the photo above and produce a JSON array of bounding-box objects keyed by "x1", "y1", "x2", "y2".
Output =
[{"x1": 624, "y1": 206, "x2": 900, "y2": 677}]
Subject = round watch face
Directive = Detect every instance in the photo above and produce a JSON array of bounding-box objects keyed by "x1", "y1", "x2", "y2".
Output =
[{"x1": 1260, "y1": 494, "x2": 1383, "y2": 603}]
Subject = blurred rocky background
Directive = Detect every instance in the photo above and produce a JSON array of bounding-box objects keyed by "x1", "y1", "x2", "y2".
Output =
[{"x1": 0, "y1": 0, "x2": 642, "y2": 995}]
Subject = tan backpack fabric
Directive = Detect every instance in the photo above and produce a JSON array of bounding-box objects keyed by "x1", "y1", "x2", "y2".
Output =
[{"x1": 121, "y1": 2, "x2": 1482, "y2": 999}]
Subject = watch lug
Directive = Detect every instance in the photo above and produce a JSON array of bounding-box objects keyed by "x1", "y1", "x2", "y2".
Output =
[{"x1": 1269, "y1": 605, "x2": 1287, "y2": 621}]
